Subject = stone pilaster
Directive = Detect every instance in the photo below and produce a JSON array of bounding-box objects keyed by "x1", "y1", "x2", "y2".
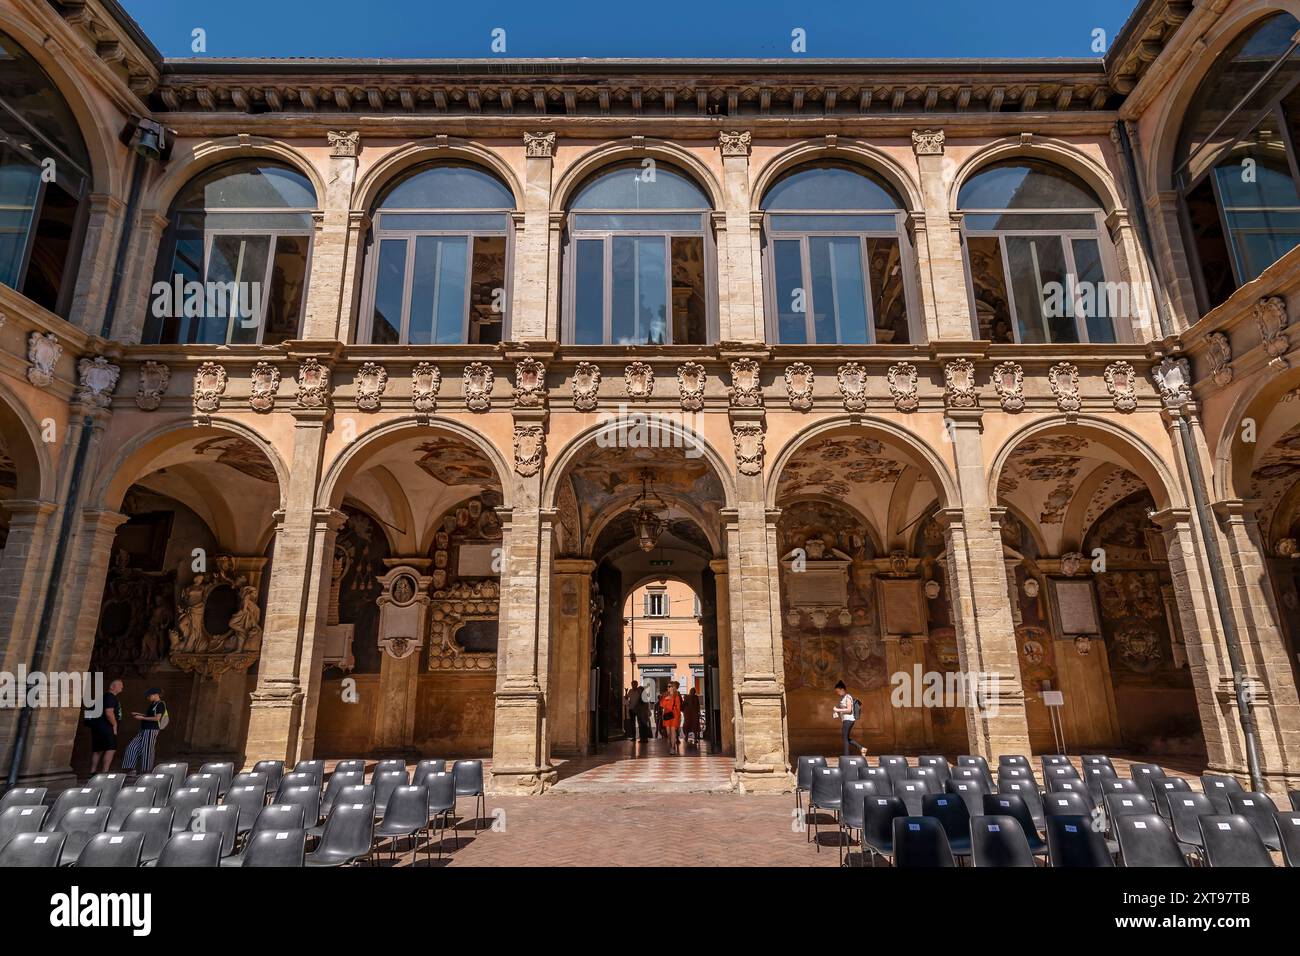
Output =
[
  {"x1": 717, "y1": 131, "x2": 759, "y2": 341},
  {"x1": 709, "y1": 557, "x2": 735, "y2": 755},
  {"x1": 69, "y1": 194, "x2": 125, "y2": 333},
  {"x1": 515, "y1": 132, "x2": 555, "y2": 340},
  {"x1": 0, "y1": 500, "x2": 59, "y2": 684},
  {"x1": 940, "y1": 408, "x2": 1031, "y2": 759},
  {"x1": 549, "y1": 558, "x2": 596, "y2": 756},
  {"x1": 911, "y1": 129, "x2": 973, "y2": 339},
  {"x1": 117, "y1": 212, "x2": 169, "y2": 343},
  {"x1": 302, "y1": 131, "x2": 360, "y2": 340}
]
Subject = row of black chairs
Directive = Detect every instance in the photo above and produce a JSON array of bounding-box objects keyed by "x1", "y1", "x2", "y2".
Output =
[
  {"x1": 796, "y1": 754, "x2": 1300, "y2": 867},
  {"x1": 0, "y1": 757, "x2": 488, "y2": 867}
]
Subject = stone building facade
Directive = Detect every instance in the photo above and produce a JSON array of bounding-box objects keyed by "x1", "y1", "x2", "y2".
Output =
[{"x1": 0, "y1": 0, "x2": 1298, "y2": 795}]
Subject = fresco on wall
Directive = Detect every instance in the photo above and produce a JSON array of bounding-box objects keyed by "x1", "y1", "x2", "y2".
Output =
[
  {"x1": 414, "y1": 437, "x2": 501, "y2": 487},
  {"x1": 1248, "y1": 422, "x2": 1300, "y2": 548},
  {"x1": 330, "y1": 506, "x2": 391, "y2": 675},
  {"x1": 565, "y1": 450, "x2": 724, "y2": 545},
  {"x1": 193, "y1": 436, "x2": 278, "y2": 483}
]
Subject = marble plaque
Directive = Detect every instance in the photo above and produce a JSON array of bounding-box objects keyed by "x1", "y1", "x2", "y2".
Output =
[
  {"x1": 878, "y1": 578, "x2": 926, "y2": 636},
  {"x1": 458, "y1": 543, "x2": 500, "y2": 578},
  {"x1": 1053, "y1": 579, "x2": 1100, "y2": 635}
]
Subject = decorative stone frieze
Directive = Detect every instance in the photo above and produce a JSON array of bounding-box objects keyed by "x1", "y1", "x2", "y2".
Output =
[
  {"x1": 727, "y1": 358, "x2": 763, "y2": 408},
  {"x1": 784, "y1": 363, "x2": 814, "y2": 411},
  {"x1": 411, "y1": 362, "x2": 441, "y2": 412},
  {"x1": 355, "y1": 362, "x2": 388, "y2": 411},
  {"x1": 943, "y1": 359, "x2": 978, "y2": 409},
  {"x1": 135, "y1": 361, "x2": 170, "y2": 411},
  {"x1": 513, "y1": 423, "x2": 544, "y2": 477},
  {"x1": 624, "y1": 362, "x2": 654, "y2": 399},
  {"x1": 464, "y1": 362, "x2": 494, "y2": 411},
  {"x1": 837, "y1": 362, "x2": 867, "y2": 411},
  {"x1": 249, "y1": 361, "x2": 281, "y2": 412},
  {"x1": 1255, "y1": 296, "x2": 1289, "y2": 368},
  {"x1": 295, "y1": 358, "x2": 331, "y2": 409},
  {"x1": 719, "y1": 130, "x2": 752, "y2": 156},
  {"x1": 572, "y1": 362, "x2": 600, "y2": 411},
  {"x1": 523, "y1": 131, "x2": 556, "y2": 158},
  {"x1": 327, "y1": 130, "x2": 360, "y2": 156},
  {"x1": 1206, "y1": 332, "x2": 1233, "y2": 387},
  {"x1": 1152, "y1": 357, "x2": 1193, "y2": 411},
  {"x1": 76, "y1": 356, "x2": 120, "y2": 408},
  {"x1": 677, "y1": 362, "x2": 706, "y2": 411},
  {"x1": 992, "y1": 361, "x2": 1024, "y2": 412},
  {"x1": 513, "y1": 358, "x2": 547, "y2": 408},
  {"x1": 888, "y1": 362, "x2": 919, "y2": 412},
  {"x1": 1048, "y1": 362, "x2": 1081, "y2": 413},
  {"x1": 732, "y1": 422, "x2": 765, "y2": 476},
  {"x1": 26, "y1": 332, "x2": 61, "y2": 388},
  {"x1": 911, "y1": 129, "x2": 945, "y2": 155},
  {"x1": 1104, "y1": 360, "x2": 1138, "y2": 412},
  {"x1": 193, "y1": 362, "x2": 227, "y2": 413}
]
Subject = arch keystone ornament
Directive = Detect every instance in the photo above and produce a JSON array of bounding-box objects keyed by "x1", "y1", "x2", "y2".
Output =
[
  {"x1": 943, "y1": 359, "x2": 978, "y2": 409},
  {"x1": 248, "y1": 361, "x2": 281, "y2": 412},
  {"x1": 1048, "y1": 362, "x2": 1081, "y2": 413},
  {"x1": 718, "y1": 130, "x2": 752, "y2": 156},
  {"x1": 411, "y1": 362, "x2": 441, "y2": 412},
  {"x1": 992, "y1": 361, "x2": 1024, "y2": 412},
  {"x1": 888, "y1": 361, "x2": 919, "y2": 412},
  {"x1": 1255, "y1": 296, "x2": 1290, "y2": 369},
  {"x1": 1104, "y1": 360, "x2": 1138, "y2": 412},
  {"x1": 571, "y1": 362, "x2": 600, "y2": 411},
  {"x1": 1206, "y1": 332, "x2": 1233, "y2": 387},
  {"x1": 327, "y1": 130, "x2": 360, "y2": 157},
  {"x1": 837, "y1": 362, "x2": 868, "y2": 411},
  {"x1": 295, "y1": 358, "x2": 331, "y2": 409},
  {"x1": 463, "y1": 362, "x2": 495, "y2": 411},
  {"x1": 732, "y1": 422, "x2": 765, "y2": 476},
  {"x1": 135, "y1": 361, "x2": 170, "y2": 411},
  {"x1": 727, "y1": 358, "x2": 763, "y2": 408},
  {"x1": 523, "y1": 131, "x2": 556, "y2": 158},
  {"x1": 911, "y1": 129, "x2": 945, "y2": 155},
  {"x1": 513, "y1": 423, "x2": 544, "y2": 477},
  {"x1": 784, "y1": 362, "x2": 814, "y2": 411},
  {"x1": 1152, "y1": 357, "x2": 1192, "y2": 411},
  {"x1": 624, "y1": 361, "x2": 654, "y2": 399},
  {"x1": 76, "y1": 356, "x2": 120, "y2": 408},
  {"x1": 677, "y1": 362, "x2": 706, "y2": 411},
  {"x1": 26, "y1": 332, "x2": 61, "y2": 388},
  {"x1": 355, "y1": 362, "x2": 388, "y2": 411},
  {"x1": 192, "y1": 361, "x2": 228, "y2": 413},
  {"x1": 513, "y1": 358, "x2": 547, "y2": 408}
]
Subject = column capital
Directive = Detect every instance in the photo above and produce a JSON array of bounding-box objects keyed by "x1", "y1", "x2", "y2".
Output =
[
  {"x1": 79, "y1": 508, "x2": 128, "y2": 533},
  {"x1": 0, "y1": 498, "x2": 58, "y2": 519},
  {"x1": 553, "y1": 557, "x2": 596, "y2": 575},
  {"x1": 1210, "y1": 498, "x2": 1262, "y2": 526},
  {"x1": 708, "y1": 557, "x2": 729, "y2": 576},
  {"x1": 718, "y1": 130, "x2": 752, "y2": 157},
  {"x1": 523, "y1": 131, "x2": 556, "y2": 159},
  {"x1": 1149, "y1": 506, "x2": 1192, "y2": 531}
]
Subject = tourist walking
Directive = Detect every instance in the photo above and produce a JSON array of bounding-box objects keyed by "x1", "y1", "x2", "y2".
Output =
[
  {"x1": 832, "y1": 680, "x2": 865, "y2": 758},
  {"x1": 659, "y1": 682, "x2": 683, "y2": 755},
  {"x1": 681, "y1": 686, "x2": 702, "y2": 746},
  {"x1": 122, "y1": 688, "x2": 169, "y2": 775},
  {"x1": 624, "y1": 680, "x2": 643, "y2": 743}
]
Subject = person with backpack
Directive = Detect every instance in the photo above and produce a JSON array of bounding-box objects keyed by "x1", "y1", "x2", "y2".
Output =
[
  {"x1": 123, "y1": 687, "x2": 169, "y2": 775},
  {"x1": 832, "y1": 680, "x2": 865, "y2": 758}
]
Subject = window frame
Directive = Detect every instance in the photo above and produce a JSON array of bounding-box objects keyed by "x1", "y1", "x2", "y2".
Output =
[
  {"x1": 358, "y1": 192, "x2": 515, "y2": 345},
  {"x1": 759, "y1": 207, "x2": 920, "y2": 345},
  {"x1": 649, "y1": 633, "x2": 669, "y2": 655}
]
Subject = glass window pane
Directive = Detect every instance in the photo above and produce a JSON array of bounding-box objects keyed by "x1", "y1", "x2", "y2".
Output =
[
  {"x1": 0, "y1": 145, "x2": 39, "y2": 285},
  {"x1": 1005, "y1": 236, "x2": 1075, "y2": 344},
  {"x1": 572, "y1": 213, "x2": 704, "y2": 231},
  {"x1": 377, "y1": 212, "x2": 509, "y2": 232},
  {"x1": 768, "y1": 213, "x2": 898, "y2": 232},
  {"x1": 1184, "y1": 175, "x2": 1238, "y2": 306},
  {"x1": 1071, "y1": 237, "x2": 1116, "y2": 343},
  {"x1": 772, "y1": 239, "x2": 806, "y2": 344},
  {"x1": 611, "y1": 235, "x2": 667, "y2": 345},
  {"x1": 571, "y1": 165, "x2": 709, "y2": 211},
  {"x1": 963, "y1": 213, "x2": 1099, "y2": 231},
  {"x1": 809, "y1": 236, "x2": 868, "y2": 344},
  {"x1": 762, "y1": 163, "x2": 902, "y2": 211},
  {"x1": 670, "y1": 235, "x2": 707, "y2": 345},
  {"x1": 190, "y1": 212, "x2": 314, "y2": 231},
  {"x1": 574, "y1": 238, "x2": 605, "y2": 344},
  {"x1": 263, "y1": 235, "x2": 309, "y2": 345},
  {"x1": 371, "y1": 238, "x2": 406, "y2": 345},
  {"x1": 469, "y1": 235, "x2": 506, "y2": 344},
  {"x1": 1213, "y1": 131, "x2": 1300, "y2": 283},
  {"x1": 151, "y1": 235, "x2": 202, "y2": 344},
  {"x1": 867, "y1": 237, "x2": 909, "y2": 344},
  {"x1": 205, "y1": 234, "x2": 271, "y2": 345},
  {"x1": 958, "y1": 161, "x2": 1102, "y2": 210},
  {"x1": 409, "y1": 235, "x2": 468, "y2": 344},
  {"x1": 379, "y1": 164, "x2": 514, "y2": 210},
  {"x1": 966, "y1": 236, "x2": 1014, "y2": 343},
  {"x1": 176, "y1": 162, "x2": 316, "y2": 210},
  {"x1": 22, "y1": 185, "x2": 76, "y2": 313},
  {"x1": 0, "y1": 30, "x2": 92, "y2": 176}
]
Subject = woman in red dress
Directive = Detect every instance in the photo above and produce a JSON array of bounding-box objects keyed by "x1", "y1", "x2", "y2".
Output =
[{"x1": 659, "y1": 681, "x2": 683, "y2": 755}]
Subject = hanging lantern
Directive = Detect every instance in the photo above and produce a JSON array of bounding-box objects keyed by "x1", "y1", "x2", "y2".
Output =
[{"x1": 630, "y1": 470, "x2": 668, "y2": 553}]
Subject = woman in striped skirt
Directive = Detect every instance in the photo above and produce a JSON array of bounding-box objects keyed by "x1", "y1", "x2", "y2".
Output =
[{"x1": 123, "y1": 688, "x2": 168, "y2": 775}]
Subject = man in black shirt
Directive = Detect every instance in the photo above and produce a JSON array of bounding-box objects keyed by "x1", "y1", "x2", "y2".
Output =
[{"x1": 87, "y1": 678, "x2": 123, "y2": 773}]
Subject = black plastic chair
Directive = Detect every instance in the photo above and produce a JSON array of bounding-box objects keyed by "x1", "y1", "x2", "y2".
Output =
[
  {"x1": 982, "y1": 793, "x2": 1047, "y2": 856},
  {"x1": 274, "y1": 786, "x2": 322, "y2": 828},
  {"x1": 151, "y1": 762, "x2": 189, "y2": 798},
  {"x1": 893, "y1": 816, "x2": 956, "y2": 867},
  {"x1": 133, "y1": 773, "x2": 173, "y2": 805},
  {"x1": 75, "y1": 830, "x2": 144, "y2": 867},
  {"x1": 86, "y1": 773, "x2": 127, "y2": 805},
  {"x1": 452, "y1": 760, "x2": 486, "y2": 833},
  {"x1": 957, "y1": 754, "x2": 992, "y2": 780},
  {"x1": 795, "y1": 756, "x2": 826, "y2": 823},
  {"x1": 998, "y1": 767, "x2": 1039, "y2": 789},
  {"x1": 808, "y1": 766, "x2": 843, "y2": 851},
  {"x1": 229, "y1": 771, "x2": 270, "y2": 800},
  {"x1": 220, "y1": 805, "x2": 307, "y2": 867},
  {"x1": 859, "y1": 766, "x2": 893, "y2": 795},
  {"x1": 412, "y1": 759, "x2": 448, "y2": 788},
  {"x1": 226, "y1": 784, "x2": 271, "y2": 835},
  {"x1": 999, "y1": 780, "x2": 1046, "y2": 829},
  {"x1": 1098, "y1": 778, "x2": 1141, "y2": 798},
  {"x1": 167, "y1": 787, "x2": 210, "y2": 836},
  {"x1": 918, "y1": 755, "x2": 951, "y2": 785},
  {"x1": 1275, "y1": 811, "x2": 1300, "y2": 867},
  {"x1": 293, "y1": 760, "x2": 326, "y2": 788},
  {"x1": 839, "y1": 778, "x2": 876, "y2": 867},
  {"x1": 1168, "y1": 792, "x2": 1215, "y2": 862},
  {"x1": 0, "y1": 831, "x2": 66, "y2": 867},
  {"x1": 1129, "y1": 763, "x2": 1166, "y2": 799},
  {"x1": 375, "y1": 785, "x2": 433, "y2": 864},
  {"x1": 1085, "y1": 766, "x2": 1119, "y2": 804},
  {"x1": 45, "y1": 787, "x2": 100, "y2": 830},
  {"x1": 879, "y1": 755, "x2": 910, "y2": 789},
  {"x1": 240, "y1": 829, "x2": 306, "y2": 867},
  {"x1": 425, "y1": 772, "x2": 458, "y2": 857},
  {"x1": 0, "y1": 804, "x2": 48, "y2": 851},
  {"x1": 1199, "y1": 814, "x2": 1274, "y2": 867},
  {"x1": 373, "y1": 758, "x2": 408, "y2": 780},
  {"x1": 906, "y1": 766, "x2": 941, "y2": 792},
  {"x1": 839, "y1": 755, "x2": 867, "y2": 780},
  {"x1": 275, "y1": 772, "x2": 319, "y2": 798},
  {"x1": 922, "y1": 792, "x2": 971, "y2": 859},
  {"x1": 1045, "y1": 815, "x2": 1113, "y2": 867},
  {"x1": 1041, "y1": 754, "x2": 1072, "y2": 768},
  {"x1": 0, "y1": 787, "x2": 46, "y2": 813},
  {"x1": 188, "y1": 804, "x2": 239, "y2": 858},
  {"x1": 180, "y1": 773, "x2": 221, "y2": 804},
  {"x1": 157, "y1": 831, "x2": 221, "y2": 867},
  {"x1": 945, "y1": 778, "x2": 987, "y2": 819},
  {"x1": 970, "y1": 814, "x2": 1036, "y2": 867},
  {"x1": 106, "y1": 786, "x2": 155, "y2": 832},
  {"x1": 309, "y1": 784, "x2": 375, "y2": 840},
  {"x1": 861, "y1": 795, "x2": 907, "y2": 865},
  {"x1": 998, "y1": 754, "x2": 1031, "y2": 769},
  {"x1": 1081, "y1": 754, "x2": 1116, "y2": 773},
  {"x1": 333, "y1": 758, "x2": 367, "y2": 777},
  {"x1": 1104, "y1": 792, "x2": 1157, "y2": 827},
  {"x1": 120, "y1": 805, "x2": 174, "y2": 865},
  {"x1": 1047, "y1": 778, "x2": 1094, "y2": 810},
  {"x1": 320, "y1": 770, "x2": 365, "y2": 819},
  {"x1": 1113, "y1": 813, "x2": 1188, "y2": 867},
  {"x1": 199, "y1": 762, "x2": 236, "y2": 798},
  {"x1": 54, "y1": 805, "x2": 111, "y2": 866},
  {"x1": 1228, "y1": 791, "x2": 1282, "y2": 851},
  {"x1": 305, "y1": 801, "x2": 375, "y2": 867},
  {"x1": 1044, "y1": 791, "x2": 1092, "y2": 820},
  {"x1": 372, "y1": 769, "x2": 409, "y2": 821},
  {"x1": 1150, "y1": 777, "x2": 1193, "y2": 820},
  {"x1": 895, "y1": 779, "x2": 929, "y2": 816},
  {"x1": 252, "y1": 760, "x2": 285, "y2": 794},
  {"x1": 1200, "y1": 773, "x2": 1244, "y2": 814}
]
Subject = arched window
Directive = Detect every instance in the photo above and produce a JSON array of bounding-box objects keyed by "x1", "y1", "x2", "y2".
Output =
[
  {"x1": 563, "y1": 163, "x2": 714, "y2": 345},
  {"x1": 760, "y1": 162, "x2": 915, "y2": 344},
  {"x1": 959, "y1": 160, "x2": 1118, "y2": 344},
  {"x1": 145, "y1": 160, "x2": 316, "y2": 345},
  {"x1": 1175, "y1": 12, "x2": 1300, "y2": 312},
  {"x1": 0, "y1": 30, "x2": 91, "y2": 317},
  {"x1": 360, "y1": 163, "x2": 514, "y2": 345}
]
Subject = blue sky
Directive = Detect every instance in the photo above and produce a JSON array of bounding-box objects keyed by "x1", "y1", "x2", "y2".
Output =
[{"x1": 121, "y1": 0, "x2": 1139, "y2": 59}]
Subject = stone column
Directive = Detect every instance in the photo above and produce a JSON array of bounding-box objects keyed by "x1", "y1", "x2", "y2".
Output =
[
  {"x1": 717, "y1": 131, "x2": 759, "y2": 341},
  {"x1": 911, "y1": 130, "x2": 973, "y2": 339},
  {"x1": 516, "y1": 132, "x2": 555, "y2": 341},
  {"x1": 709, "y1": 557, "x2": 735, "y2": 755},
  {"x1": 0, "y1": 500, "x2": 59, "y2": 690},
  {"x1": 69, "y1": 193, "x2": 125, "y2": 332},
  {"x1": 549, "y1": 558, "x2": 595, "y2": 756},
  {"x1": 302, "y1": 131, "x2": 360, "y2": 341},
  {"x1": 116, "y1": 212, "x2": 169, "y2": 343},
  {"x1": 244, "y1": 388, "x2": 334, "y2": 764},
  {"x1": 940, "y1": 407, "x2": 1031, "y2": 759}
]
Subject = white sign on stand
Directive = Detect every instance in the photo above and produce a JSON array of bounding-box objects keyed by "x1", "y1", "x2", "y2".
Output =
[{"x1": 1042, "y1": 690, "x2": 1066, "y2": 755}]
